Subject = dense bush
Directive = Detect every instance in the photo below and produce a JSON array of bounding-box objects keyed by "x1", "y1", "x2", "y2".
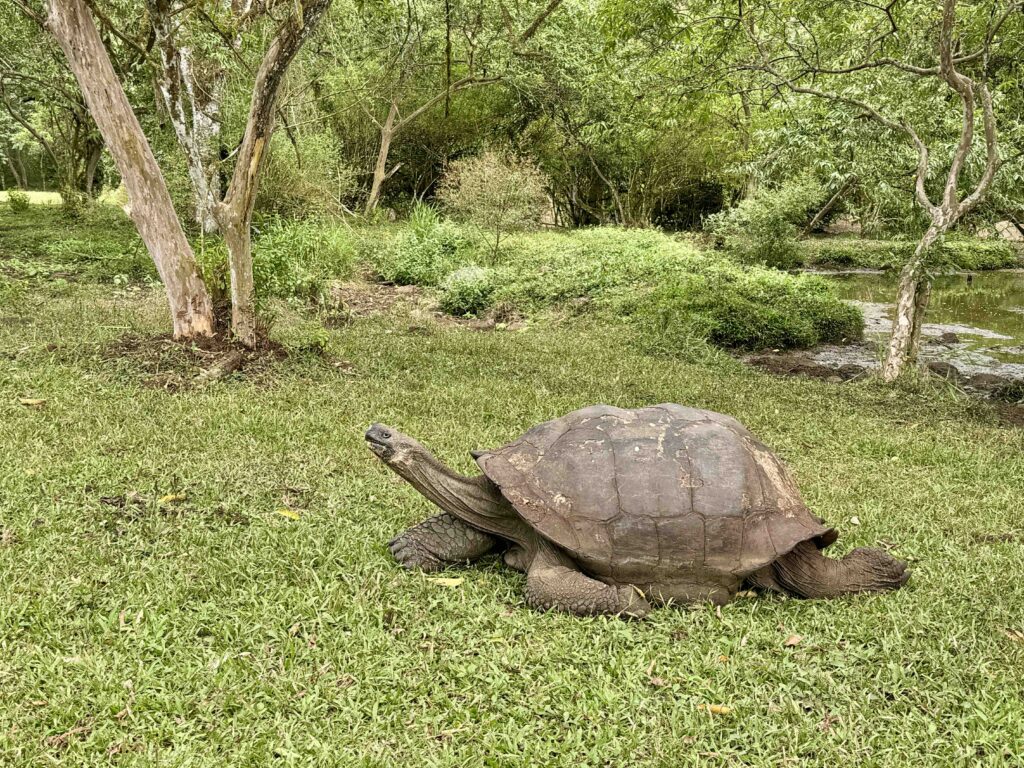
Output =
[
  {"x1": 799, "y1": 236, "x2": 1021, "y2": 271},
  {"x1": 704, "y1": 176, "x2": 826, "y2": 269},
  {"x1": 373, "y1": 204, "x2": 474, "y2": 286},
  {"x1": 436, "y1": 151, "x2": 549, "y2": 259},
  {"x1": 6, "y1": 190, "x2": 30, "y2": 213},
  {"x1": 439, "y1": 265, "x2": 497, "y2": 315},
  {"x1": 487, "y1": 227, "x2": 862, "y2": 350},
  {"x1": 250, "y1": 218, "x2": 357, "y2": 301}
]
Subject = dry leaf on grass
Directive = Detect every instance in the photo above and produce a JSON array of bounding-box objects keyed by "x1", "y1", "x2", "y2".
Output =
[
  {"x1": 1003, "y1": 628, "x2": 1024, "y2": 643},
  {"x1": 158, "y1": 493, "x2": 186, "y2": 505},
  {"x1": 784, "y1": 634, "x2": 803, "y2": 647},
  {"x1": 275, "y1": 508, "x2": 301, "y2": 520},
  {"x1": 700, "y1": 704, "x2": 733, "y2": 715},
  {"x1": 429, "y1": 577, "x2": 464, "y2": 587},
  {"x1": 19, "y1": 398, "x2": 46, "y2": 408}
]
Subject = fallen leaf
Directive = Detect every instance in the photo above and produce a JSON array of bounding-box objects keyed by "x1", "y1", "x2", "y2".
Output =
[
  {"x1": 1003, "y1": 628, "x2": 1024, "y2": 643},
  {"x1": 648, "y1": 676, "x2": 666, "y2": 687},
  {"x1": 0, "y1": 528, "x2": 18, "y2": 547},
  {"x1": 717, "y1": 654, "x2": 730, "y2": 663},
  {"x1": 784, "y1": 634, "x2": 803, "y2": 647},
  {"x1": 701, "y1": 704, "x2": 733, "y2": 715},
  {"x1": 429, "y1": 577, "x2": 464, "y2": 587},
  {"x1": 275, "y1": 508, "x2": 301, "y2": 520},
  {"x1": 850, "y1": 516, "x2": 861, "y2": 526},
  {"x1": 288, "y1": 622, "x2": 302, "y2": 636},
  {"x1": 19, "y1": 398, "x2": 46, "y2": 408},
  {"x1": 158, "y1": 493, "x2": 186, "y2": 505}
]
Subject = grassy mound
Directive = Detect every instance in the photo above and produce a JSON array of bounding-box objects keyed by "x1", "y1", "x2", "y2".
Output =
[{"x1": 373, "y1": 226, "x2": 863, "y2": 351}]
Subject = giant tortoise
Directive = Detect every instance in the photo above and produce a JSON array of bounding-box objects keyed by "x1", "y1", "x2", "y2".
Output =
[{"x1": 366, "y1": 404, "x2": 909, "y2": 618}]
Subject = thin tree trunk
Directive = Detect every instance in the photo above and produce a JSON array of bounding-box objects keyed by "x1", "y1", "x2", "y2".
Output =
[
  {"x1": 802, "y1": 175, "x2": 857, "y2": 237},
  {"x1": 150, "y1": 0, "x2": 222, "y2": 234},
  {"x1": 881, "y1": 224, "x2": 942, "y2": 381},
  {"x1": 213, "y1": 0, "x2": 332, "y2": 347},
  {"x1": 365, "y1": 102, "x2": 397, "y2": 215},
  {"x1": 83, "y1": 140, "x2": 102, "y2": 196},
  {"x1": 46, "y1": 0, "x2": 214, "y2": 339}
]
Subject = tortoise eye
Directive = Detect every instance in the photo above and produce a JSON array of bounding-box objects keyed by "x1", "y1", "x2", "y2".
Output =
[{"x1": 382, "y1": 431, "x2": 391, "y2": 439}]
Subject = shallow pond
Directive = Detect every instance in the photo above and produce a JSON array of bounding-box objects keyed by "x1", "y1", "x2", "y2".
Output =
[{"x1": 826, "y1": 269, "x2": 1024, "y2": 363}]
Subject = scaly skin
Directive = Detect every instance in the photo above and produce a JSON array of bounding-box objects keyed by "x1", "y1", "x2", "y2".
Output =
[
  {"x1": 388, "y1": 513, "x2": 500, "y2": 571},
  {"x1": 524, "y1": 545, "x2": 651, "y2": 618}
]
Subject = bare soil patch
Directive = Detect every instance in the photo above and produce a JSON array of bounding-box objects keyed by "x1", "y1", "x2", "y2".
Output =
[{"x1": 103, "y1": 331, "x2": 287, "y2": 392}]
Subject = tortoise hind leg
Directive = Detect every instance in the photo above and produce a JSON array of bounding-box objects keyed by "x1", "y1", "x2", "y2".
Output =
[
  {"x1": 389, "y1": 513, "x2": 500, "y2": 572},
  {"x1": 525, "y1": 545, "x2": 651, "y2": 618},
  {"x1": 764, "y1": 541, "x2": 910, "y2": 599}
]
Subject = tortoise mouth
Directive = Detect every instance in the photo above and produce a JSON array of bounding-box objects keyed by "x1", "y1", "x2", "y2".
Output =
[{"x1": 365, "y1": 427, "x2": 395, "y2": 460}]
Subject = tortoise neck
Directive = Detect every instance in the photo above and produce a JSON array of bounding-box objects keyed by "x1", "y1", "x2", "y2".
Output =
[{"x1": 396, "y1": 450, "x2": 534, "y2": 549}]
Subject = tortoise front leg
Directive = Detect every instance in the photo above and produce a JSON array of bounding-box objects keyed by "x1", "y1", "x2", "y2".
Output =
[
  {"x1": 524, "y1": 545, "x2": 651, "y2": 619},
  {"x1": 388, "y1": 513, "x2": 500, "y2": 572}
]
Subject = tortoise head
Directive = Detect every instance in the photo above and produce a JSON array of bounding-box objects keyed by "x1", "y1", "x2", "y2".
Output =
[{"x1": 365, "y1": 423, "x2": 426, "y2": 470}]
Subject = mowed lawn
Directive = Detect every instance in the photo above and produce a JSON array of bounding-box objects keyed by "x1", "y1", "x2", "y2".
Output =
[{"x1": 1, "y1": 282, "x2": 1023, "y2": 766}]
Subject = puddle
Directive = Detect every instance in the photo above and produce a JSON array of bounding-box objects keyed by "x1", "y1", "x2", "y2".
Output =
[
  {"x1": 828, "y1": 270, "x2": 1024, "y2": 365},
  {"x1": 750, "y1": 270, "x2": 1024, "y2": 394}
]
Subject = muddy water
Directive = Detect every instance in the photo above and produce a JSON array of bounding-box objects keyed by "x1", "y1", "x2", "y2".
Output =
[
  {"x1": 800, "y1": 269, "x2": 1024, "y2": 385},
  {"x1": 827, "y1": 269, "x2": 1024, "y2": 362}
]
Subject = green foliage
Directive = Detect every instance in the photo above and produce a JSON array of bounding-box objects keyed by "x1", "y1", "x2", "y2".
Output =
[
  {"x1": 705, "y1": 176, "x2": 826, "y2": 269},
  {"x1": 6, "y1": 190, "x2": 30, "y2": 213},
  {"x1": 255, "y1": 132, "x2": 359, "y2": 218},
  {"x1": 439, "y1": 265, "x2": 497, "y2": 316},
  {"x1": 799, "y1": 236, "x2": 1022, "y2": 271},
  {"x1": 632, "y1": 268, "x2": 862, "y2": 351},
  {"x1": 251, "y1": 218, "x2": 358, "y2": 302},
  {"x1": 59, "y1": 189, "x2": 89, "y2": 220},
  {"x1": 436, "y1": 151, "x2": 549, "y2": 259},
  {"x1": 374, "y1": 207, "x2": 473, "y2": 286},
  {"x1": 489, "y1": 228, "x2": 862, "y2": 350}
]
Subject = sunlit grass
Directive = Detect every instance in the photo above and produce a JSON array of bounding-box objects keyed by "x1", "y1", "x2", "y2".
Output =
[{"x1": 1, "y1": 275, "x2": 1023, "y2": 766}]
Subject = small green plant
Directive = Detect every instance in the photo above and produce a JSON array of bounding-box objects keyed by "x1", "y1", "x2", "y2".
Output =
[
  {"x1": 436, "y1": 150, "x2": 549, "y2": 260},
  {"x1": 60, "y1": 189, "x2": 89, "y2": 220},
  {"x1": 439, "y1": 265, "x2": 497, "y2": 316},
  {"x1": 705, "y1": 175, "x2": 826, "y2": 270},
  {"x1": 251, "y1": 218, "x2": 357, "y2": 302},
  {"x1": 7, "y1": 190, "x2": 30, "y2": 213},
  {"x1": 375, "y1": 207, "x2": 472, "y2": 286}
]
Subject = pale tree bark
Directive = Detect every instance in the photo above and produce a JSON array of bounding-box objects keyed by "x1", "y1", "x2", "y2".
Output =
[
  {"x1": 363, "y1": 77, "x2": 496, "y2": 215},
  {"x1": 879, "y1": 0, "x2": 1001, "y2": 381},
  {"x1": 747, "y1": 0, "x2": 1005, "y2": 381},
  {"x1": 149, "y1": 0, "x2": 222, "y2": 234},
  {"x1": 213, "y1": 0, "x2": 332, "y2": 347},
  {"x1": 46, "y1": 0, "x2": 214, "y2": 339}
]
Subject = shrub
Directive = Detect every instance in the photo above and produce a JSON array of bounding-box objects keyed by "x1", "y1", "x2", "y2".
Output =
[
  {"x1": 255, "y1": 132, "x2": 358, "y2": 218},
  {"x1": 705, "y1": 175, "x2": 826, "y2": 269},
  {"x1": 7, "y1": 190, "x2": 30, "y2": 213},
  {"x1": 938, "y1": 238, "x2": 1021, "y2": 271},
  {"x1": 251, "y1": 218, "x2": 357, "y2": 302},
  {"x1": 374, "y1": 205, "x2": 473, "y2": 286},
  {"x1": 436, "y1": 150, "x2": 549, "y2": 260},
  {"x1": 488, "y1": 227, "x2": 863, "y2": 351},
  {"x1": 634, "y1": 270, "x2": 862, "y2": 351},
  {"x1": 800, "y1": 236, "x2": 1021, "y2": 271},
  {"x1": 439, "y1": 266, "x2": 497, "y2": 316},
  {"x1": 60, "y1": 189, "x2": 89, "y2": 220}
]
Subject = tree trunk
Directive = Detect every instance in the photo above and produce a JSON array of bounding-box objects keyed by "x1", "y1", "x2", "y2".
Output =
[
  {"x1": 46, "y1": 0, "x2": 214, "y2": 339},
  {"x1": 365, "y1": 102, "x2": 397, "y2": 215},
  {"x1": 880, "y1": 224, "x2": 942, "y2": 381},
  {"x1": 214, "y1": 0, "x2": 332, "y2": 347},
  {"x1": 83, "y1": 140, "x2": 102, "y2": 196},
  {"x1": 150, "y1": 0, "x2": 223, "y2": 234}
]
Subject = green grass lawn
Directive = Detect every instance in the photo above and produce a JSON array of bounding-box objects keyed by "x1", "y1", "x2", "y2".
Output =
[{"x1": 2, "y1": 276, "x2": 1024, "y2": 766}]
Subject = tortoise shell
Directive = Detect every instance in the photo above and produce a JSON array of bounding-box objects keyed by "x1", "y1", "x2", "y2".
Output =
[{"x1": 476, "y1": 404, "x2": 834, "y2": 584}]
